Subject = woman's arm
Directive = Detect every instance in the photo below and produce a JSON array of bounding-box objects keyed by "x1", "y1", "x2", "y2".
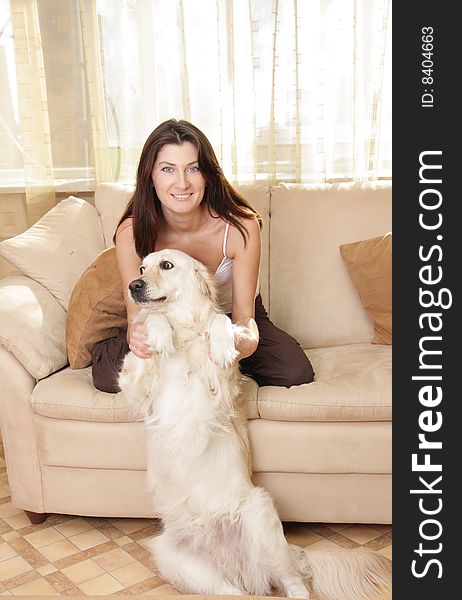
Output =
[
  {"x1": 115, "y1": 219, "x2": 152, "y2": 358},
  {"x1": 227, "y1": 217, "x2": 261, "y2": 360}
]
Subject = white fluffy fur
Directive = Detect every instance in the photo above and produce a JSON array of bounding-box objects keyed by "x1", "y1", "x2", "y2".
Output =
[{"x1": 119, "y1": 249, "x2": 391, "y2": 598}]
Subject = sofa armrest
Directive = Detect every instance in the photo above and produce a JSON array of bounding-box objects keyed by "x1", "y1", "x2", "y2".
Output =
[
  {"x1": 0, "y1": 346, "x2": 45, "y2": 512},
  {"x1": 0, "y1": 276, "x2": 68, "y2": 380}
]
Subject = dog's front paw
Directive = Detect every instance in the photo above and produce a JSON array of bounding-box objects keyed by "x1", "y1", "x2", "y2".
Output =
[
  {"x1": 208, "y1": 313, "x2": 238, "y2": 367},
  {"x1": 144, "y1": 313, "x2": 174, "y2": 355},
  {"x1": 118, "y1": 352, "x2": 145, "y2": 401}
]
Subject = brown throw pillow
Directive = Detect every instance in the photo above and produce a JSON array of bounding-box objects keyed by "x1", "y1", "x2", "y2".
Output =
[
  {"x1": 66, "y1": 247, "x2": 127, "y2": 369},
  {"x1": 340, "y1": 233, "x2": 392, "y2": 345}
]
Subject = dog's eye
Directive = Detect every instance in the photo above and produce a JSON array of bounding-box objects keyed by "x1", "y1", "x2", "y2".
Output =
[
  {"x1": 139, "y1": 266, "x2": 145, "y2": 275},
  {"x1": 160, "y1": 260, "x2": 174, "y2": 270}
]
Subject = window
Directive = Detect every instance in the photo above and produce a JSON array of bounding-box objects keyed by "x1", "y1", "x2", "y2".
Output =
[{"x1": 0, "y1": 0, "x2": 391, "y2": 190}]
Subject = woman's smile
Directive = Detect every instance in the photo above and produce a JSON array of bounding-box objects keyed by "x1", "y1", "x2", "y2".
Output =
[{"x1": 171, "y1": 193, "x2": 194, "y2": 200}]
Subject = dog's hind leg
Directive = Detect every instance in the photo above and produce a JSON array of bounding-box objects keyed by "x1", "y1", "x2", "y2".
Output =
[
  {"x1": 239, "y1": 487, "x2": 310, "y2": 598},
  {"x1": 148, "y1": 531, "x2": 246, "y2": 595}
]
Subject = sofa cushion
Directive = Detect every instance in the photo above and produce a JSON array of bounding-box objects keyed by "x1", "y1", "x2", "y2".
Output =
[
  {"x1": 257, "y1": 343, "x2": 391, "y2": 422},
  {"x1": 94, "y1": 183, "x2": 133, "y2": 248},
  {"x1": 236, "y1": 185, "x2": 271, "y2": 306},
  {"x1": 269, "y1": 182, "x2": 392, "y2": 348},
  {"x1": 0, "y1": 276, "x2": 68, "y2": 379},
  {"x1": 31, "y1": 367, "x2": 260, "y2": 422},
  {"x1": 0, "y1": 196, "x2": 105, "y2": 310},
  {"x1": 248, "y1": 420, "x2": 391, "y2": 474},
  {"x1": 340, "y1": 233, "x2": 392, "y2": 344},
  {"x1": 31, "y1": 367, "x2": 136, "y2": 422},
  {"x1": 67, "y1": 247, "x2": 126, "y2": 369}
]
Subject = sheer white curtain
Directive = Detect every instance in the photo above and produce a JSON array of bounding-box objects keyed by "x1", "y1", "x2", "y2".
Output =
[
  {"x1": 97, "y1": 0, "x2": 391, "y2": 184},
  {"x1": 0, "y1": 0, "x2": 391, "y2": 220}
]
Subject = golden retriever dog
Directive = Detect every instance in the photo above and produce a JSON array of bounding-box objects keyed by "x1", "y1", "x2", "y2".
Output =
[{"x1": 118, "y1": 249, "x2": 391, "y2": 598}]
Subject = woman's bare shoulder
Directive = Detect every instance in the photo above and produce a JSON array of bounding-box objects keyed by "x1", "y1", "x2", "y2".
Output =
[
  {"x1": 117, "y1": 216, "x2": 133, "y2": 233},
  {"x1": 227, "y1": 214, "x2": 261, "y2": 257},
  {"x1": 230, "y1": 214, "x2": 261, "y2": 238},
  {"x1": 115, "y1": 217, "x2": 134, "y2": 244}
]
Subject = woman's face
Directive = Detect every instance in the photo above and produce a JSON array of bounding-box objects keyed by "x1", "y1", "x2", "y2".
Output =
[{"x1": 152, "y1": 142, "x2": 206, "y2": 216}]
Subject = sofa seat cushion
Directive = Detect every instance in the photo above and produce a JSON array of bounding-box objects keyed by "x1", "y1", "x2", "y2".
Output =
[
  {"x1": 257, "y1": 343, "x2": 391, "y2": 422},
  {"x1": 31, "y1": 367, "x2": 260, "y2": 422},
  {"x1": 31, "y1": 367, "x2": 135, "y2": 422}
]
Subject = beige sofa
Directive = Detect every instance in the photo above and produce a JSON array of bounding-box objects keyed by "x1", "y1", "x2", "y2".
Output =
[{"x1": 0, "y1": 182, "x2": 392, "y2": 525}]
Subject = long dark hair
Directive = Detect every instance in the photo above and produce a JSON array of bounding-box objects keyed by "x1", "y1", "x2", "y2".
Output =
[{"x1": 115, "y1": 119, "x2": 262, "y2": 259}]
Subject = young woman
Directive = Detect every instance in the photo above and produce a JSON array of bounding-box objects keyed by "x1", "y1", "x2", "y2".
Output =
[{"x1": 92, "y1": 119, "x2": 314, "y2": 393}]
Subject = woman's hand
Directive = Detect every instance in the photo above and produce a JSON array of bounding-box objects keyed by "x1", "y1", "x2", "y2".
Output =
[
  {"x1": 127, "y1": 321, "x2": 153, "y2": 359},
  {"x1": 234, "y1": 317, "x2": 259, "y2": 360},
  {"x1": 202, "y1": 316, "x2": 258, "y2": 365}
]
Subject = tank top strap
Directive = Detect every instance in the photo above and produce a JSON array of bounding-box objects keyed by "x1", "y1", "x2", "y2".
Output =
[{"x1": 222, "y1": 221, "x2": 231, "y2": 258}]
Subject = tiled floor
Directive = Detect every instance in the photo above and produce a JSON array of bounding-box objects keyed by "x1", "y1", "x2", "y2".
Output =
[{"x1": 0, "y1": 442, "x2": 391, "y2": 597}]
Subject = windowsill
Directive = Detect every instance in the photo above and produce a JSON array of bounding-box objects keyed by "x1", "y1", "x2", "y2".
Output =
[
  {"x1": 0, "y1": 174, "x2": 392, "y2": 195},
  {"x1": 0, "y1": 179, "x2": 96, "y2": 195}
]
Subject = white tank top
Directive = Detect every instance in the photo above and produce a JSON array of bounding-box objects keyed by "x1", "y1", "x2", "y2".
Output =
[
  {"x1": 213, "y1": 221, "x2": 260, "y2": 315},
  {"x1": 213, "y1": 222, "x2": 233, "y2": 313}
]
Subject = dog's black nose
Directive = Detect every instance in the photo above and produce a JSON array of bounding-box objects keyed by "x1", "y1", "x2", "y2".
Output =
[{"x1": 129, "y1": 279, "x2": 145, "y2": 292}]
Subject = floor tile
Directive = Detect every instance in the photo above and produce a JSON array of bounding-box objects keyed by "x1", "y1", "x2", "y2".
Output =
[
  {"x1": 0, "y1": 505, "x2": 22, "y2": 520},
  {"x1": 42, "y1": 569, "x2": 77, "y2": 593},
  {"x1": 67, "y1": 529, "x2": 110, "y2": 551},
  {"x1": 372, "y1": 524, "x2": 392, "y2": 534},
  {"x1": 324, "y1": 523, "x2": 351, "y2": 532},
  {"x1": 38, "y1": 539, "x2": 81, "y2": 562},
  {"x1": 0, "y1": 543, "x2": 17, "y2": 562},
  {"x1": 36, "y1": 564, "x2": 58, "y2": 576},
  {"x1": 364, "y1": 533, "x2": 393, "y2": 552},
  {"x1": 378, "y1": 545, "x2": 392, "y2": 560},
  {"x1": 0, "y1": 556, "x2": 34, "y2": 582},
  {"x1": 110, "y1": 519, "x2": 152, "y2": 535},
  {"x1": 126, "y1": 575, "x2": 165, "y2": 595},
  {"x1": 0, "y1": 523, "x2": 12, "y2": 537},
  {"x1": 284, "y1": 525, "x2": 324, "y2": 547},
  {"x1": 1, "y1": 513, "x2": 31, "y2": 530},
  {"x1": 9, "y1": 575, "x2": 58, "y2": 595},
  {"x1": 93, "y1": 548, "x2": 136, "y2": 572},
  {"x1": 61, "y1": 558, "x2": 106, "y2": 584},
  {"x1": 24, "y1": 528, "x2": 65, "y2": 549},
  {"x1": 340, "y1": 524, "x2": 384, "y2": 544},
  {"x1": 0, "y1": 533, "x2": 18, "y2": 543},
  {"x1": 54, "y1": 518, "x2": 93, "y2": 538},
  {"x1": 77, "y1": 572, "x2": 125, "y2": 595},
  {"x1": 110, "y1": 561, "x2": 154, "y2": 587},
  {"x1": 6, "y1": 538, "x2": 48, "y2": 569},
  {"x1": 115, "y1": 535, "x2": 132, "y2": 546},
  {"x1": 142, "y1": 582, "x2": 180, "y2": 595},
  {"x1": 136, "y1": 537, "x2": 154, "y2": 551},
  {"x1": 305, "y1": 537, "x2": 343, "y2": 552},
  {"x1": 325, "y1": 531, "x2": 361, "y2": 549},
  {"x1": 92, "y1": 523, "x2": 126, "y2": 541}
]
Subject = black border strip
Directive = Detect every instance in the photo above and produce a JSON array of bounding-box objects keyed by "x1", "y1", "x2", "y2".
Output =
[{"x1": 393, "y1": 2, "x2": 458, "y2": 596}]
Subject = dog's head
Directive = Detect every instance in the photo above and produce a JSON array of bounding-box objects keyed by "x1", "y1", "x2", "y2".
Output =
[{"x1": 128, "y1": 249, "x2": 216, "y2": 308}]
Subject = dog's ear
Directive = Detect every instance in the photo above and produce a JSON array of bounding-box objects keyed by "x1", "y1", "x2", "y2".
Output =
[{"x1": 193, "y1": 261, "x2": 217, "y2": 302}]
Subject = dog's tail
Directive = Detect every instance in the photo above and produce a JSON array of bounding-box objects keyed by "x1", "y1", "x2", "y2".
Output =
[{"x1": 289, "y1": 543, "x2": 391, "y2": 600}]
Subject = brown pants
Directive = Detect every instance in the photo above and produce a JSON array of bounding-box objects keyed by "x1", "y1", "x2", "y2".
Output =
[{"x1": 92, "y1": 294, "x2": 314, "y2": 393}]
